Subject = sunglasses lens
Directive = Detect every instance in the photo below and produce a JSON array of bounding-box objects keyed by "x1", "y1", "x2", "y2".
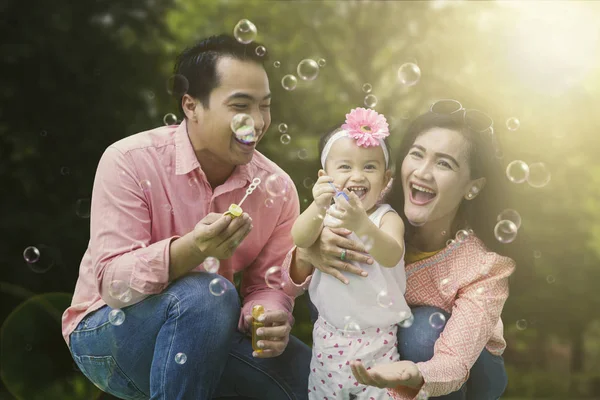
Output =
[
  {"x1": 465, "y1": 110, "x2": 493, "y2": 132},
  {"x1": 431, "y1": 100, "x2": 462, "y2": 115}
]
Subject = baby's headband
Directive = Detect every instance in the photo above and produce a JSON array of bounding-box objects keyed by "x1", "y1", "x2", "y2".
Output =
[{"x1": 320, "y1": 107, "x2": 390, "y2": 169}]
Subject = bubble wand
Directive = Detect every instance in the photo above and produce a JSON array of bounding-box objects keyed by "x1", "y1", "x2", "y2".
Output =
[
  {"x1": 224, "y1": 178, "x2": 261, "y2": 218},
  {"x1": 328, "y1": 182, "x2": 349, "y2": 201}
]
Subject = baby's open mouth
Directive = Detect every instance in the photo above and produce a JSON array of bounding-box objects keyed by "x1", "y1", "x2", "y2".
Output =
[{"x1": 345, "y1": 186, "x2": 368, "y2": 200}]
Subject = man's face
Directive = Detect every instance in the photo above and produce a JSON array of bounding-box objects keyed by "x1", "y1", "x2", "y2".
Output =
[{"x1": 192, "y1": 56, "x2": 271, "y2": 166}]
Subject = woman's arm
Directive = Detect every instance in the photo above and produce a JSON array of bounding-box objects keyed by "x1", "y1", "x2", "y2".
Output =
[{"x1": 354, "y1": 211, "x2": 405, "y2": 268}]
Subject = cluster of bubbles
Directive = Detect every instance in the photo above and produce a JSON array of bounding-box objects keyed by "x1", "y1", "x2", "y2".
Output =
[
  {"x1": 230, "y1": 113, "x2": 257, "y2": 143},
  {"x1": 494, "y1": 208, "x2": 521, "y2": 244},
  {"x1": 445, "y1": 228, "x2": 473, "y2": 247},
  {"x1": 278, "y1": 123, "x2": 291, "y2": 144},
  {"x1": 281, "y1": 57, "x2": 324, "y2": 91},
  {"x1": 506, "y1": 160, "x2": 551, "y2": 188}
]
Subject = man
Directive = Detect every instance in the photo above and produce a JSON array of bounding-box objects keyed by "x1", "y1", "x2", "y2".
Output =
[{"x1": 62, "y1": 34, "x2": 310, "y2": 399}]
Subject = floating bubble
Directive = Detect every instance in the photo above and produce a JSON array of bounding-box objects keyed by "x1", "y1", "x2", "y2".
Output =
[
  {"x1": 416, "y1": 389, "x2": 430, "y2": 400},
  {"x1": 446, "y1": 239, "x2": 455, "y2": 247},
  {"x1": 398, "y1": 63, "x2": 421, "y2": 86},
  {"x1": 506, "y1": 160, "x2": 529, "y2": 183},
  {"x1": 516, "y1": 319, "x2": 527, "y2": 330},
  {"x1": 506, "y1": 117, "x2": 520, "y2": 131},
  {"x1": 230, "y1": 113, "x2": 255, "y2": 139},
  {"x1": 265, "y1": 174, "x2": 290, "y2": 197},
  {"x1": 303, "y1": 177, "x2": 314, "y2": 188},
  {"x1": 527, "y1": 162, "x2": 551, "y2": 188},
  {"x1": 494, "y1": 220, "x2": 518, "y2": 244},
  {"x1": 163, "y1": 204, "x2": 172, "y2": 213},
  {"x1": 203, "y1": 257, "x2": 220, "y2": 273},
  {"x1": 297, "y1": 149, "x2": 308, "y2": 160},
  {"x1": 273, "y1": 61, "x2": 281, "y2": 68},
  {"x1": 281, "y1": 74, "x2": 298, "y2": 91},
  {"x1": 255, "y1": 45, "x2": 266, "y2": 57},
  {"x1": 40, "y1": 130, "x2": 47, "y2": 137},
  {"x1": 233, "y1": 19, "x2": 257, "y2": 44},
  {"x1": 297, "y1": 59, "x2": 319, "y2": 81},
  {"x1": 455, "y1": 229, "x2": 469, "y2": 242},
  {"x1": 342, "y1": 317, "x2": 361, "y2": 336},
  {"x1": 167, "y1": 74, "x2": 189, "y2": 97},
  {"x1": 209, "y1": 277, "x2": 228, "y2": 296},
  {"x1": 376, "y1": 290, "x2": 394, "y2": 308},
  {"x1": 497, "y1": 209, "x2": 522, "y2": 230},
  {"x1": 278, "y1": 123, "x2": 288, "y2": 133},
  {"x1": 75, "y1": 198, "x2": 91, "y2": 218},
  {"x1": 163, "y1": 113, "x2": 178, "y2": 126},
  {"x1": 139, "y1": 179, "x2": 152, "y2": 193},
  {"x1": 533, "y1": 250, "x2": 542, "y2": 259},
  {"x1": 280, "y1": 134, "x2": 291, "y2": 145},
  {"x1": 475, "y1": 287, "x2": 486, "y2": 296},
  {"x1": 317, "y1": 58, "x2": 326, "y2": 67},
  {"x1": 60, "y1": 166, "x2": 70, "y2": 176},
  {"x1": 265, "y1": 266, "x2": 282, "y2": 289},
  {"x1": 108, "y1": 280, "x2": 132, "y2": 303},
  {"x1": 175, "y1": 352, "x2": 187, "y2": 365},
  {"x1": 546, "y1": 275, "x2": 556, "y2": 284},
  {"x1": 364, "y1": 94, "x2": 377, "y2": 108},
  {"x1": 398, "y1": 312, "x2": 414, "y2": 328},
  {"x1": 429, "y1": 312, "x2": 446, "y2": 329},
  {"x1": 362, "y1": 83, "x2": 372, "y2": 93},
  {"x1": 23, "y1": 246, "x2": 40, "y2": 263},
  {"x1": 264, "y1": 198, "x2": 274, "y2": 208},
  {"x1": 108, "y1": 309, "x2": 125, "y2": 326},
  {"x1": 440, "y1": 278, "x2": 457, "y2": 296}
]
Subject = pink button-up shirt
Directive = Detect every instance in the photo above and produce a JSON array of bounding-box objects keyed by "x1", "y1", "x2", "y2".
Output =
[{"x1": 62, "y1": 121, "x2": 298, "y2": 346}]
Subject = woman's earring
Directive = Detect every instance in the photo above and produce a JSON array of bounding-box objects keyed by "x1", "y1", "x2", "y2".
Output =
[{"x1": 466, "y1": 193, "x2": 474, "y2": 199}]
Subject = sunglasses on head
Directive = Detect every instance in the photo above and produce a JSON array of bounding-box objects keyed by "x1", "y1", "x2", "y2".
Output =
[{"x1": 430, "y1": 99, "x2": 494, "y2": 134}]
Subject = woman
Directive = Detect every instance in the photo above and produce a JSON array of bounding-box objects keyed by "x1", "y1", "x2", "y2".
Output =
[{"x1": 281, "y1": 99, "x2": 516, "y2": 400}]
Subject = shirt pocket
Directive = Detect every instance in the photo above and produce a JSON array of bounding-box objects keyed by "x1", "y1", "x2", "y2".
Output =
[{"x1": 74, "y1": 355, "x2": 147, "y2": 400}]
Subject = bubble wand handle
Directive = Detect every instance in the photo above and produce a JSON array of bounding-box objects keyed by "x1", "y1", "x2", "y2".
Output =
[{"x1": 328, "y1": 182, "x2": 349, "y2": 201}]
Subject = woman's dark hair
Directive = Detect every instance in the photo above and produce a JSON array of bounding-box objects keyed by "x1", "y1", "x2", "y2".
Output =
[
  {"x1": 172, "y1": 34, "x2": 268, "y2": 116},
  {"x1": 388, "y1": 111, "x2": 511, "y2": 254}
]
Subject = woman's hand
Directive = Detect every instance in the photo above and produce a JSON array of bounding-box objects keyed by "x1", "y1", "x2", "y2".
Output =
[
  {"x1": 350, "y1": 360, "x2": 424, "y2": 389},
  {"x1": 297, "y1": 226, "x2": 374, "y2": 284}
]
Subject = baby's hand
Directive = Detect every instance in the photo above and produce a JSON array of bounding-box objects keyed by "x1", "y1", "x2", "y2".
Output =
[
  {"x1": 312, "y1": 174, "x2": 337, "y2": 209},
  {"x1": 326, "y1": 189, "x2": 369, "y2": 233}
]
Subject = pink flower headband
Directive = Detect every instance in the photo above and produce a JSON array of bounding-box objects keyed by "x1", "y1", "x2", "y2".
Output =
[{"x1": 320, "y1": 107, "x2": 390, "y2": 169}]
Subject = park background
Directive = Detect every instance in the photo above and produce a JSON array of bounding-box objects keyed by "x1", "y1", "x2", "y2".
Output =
[{"x1": 1, "y1": 0, "x2": 600, "y2": 399}]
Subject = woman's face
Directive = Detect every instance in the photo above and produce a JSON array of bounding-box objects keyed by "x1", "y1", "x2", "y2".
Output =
[{"x1": 400, "y1": 127, "x2": 484, "y2": 227}]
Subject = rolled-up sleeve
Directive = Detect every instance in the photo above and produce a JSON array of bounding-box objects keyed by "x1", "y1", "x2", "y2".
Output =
[
  {"x1": 390, "y1": 254, "x2": 516, "y2": 399},
  {"x1": 280, "y1": 246, "x2": 313, "y2": 298},
  {"x1": 90, "y1": 146, "x2": 175, "y2": 307},
  {"x1": 237, "y1": 175, "x2": 300, "y2": 332}
]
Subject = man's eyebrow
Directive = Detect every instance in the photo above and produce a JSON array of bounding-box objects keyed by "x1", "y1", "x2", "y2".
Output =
[
  {"x1": 411, "y1": 144, "x2": 460, "y2": 168},
  {"x1": 225, "y1": 92, "x2": 272, "y2": 102}
]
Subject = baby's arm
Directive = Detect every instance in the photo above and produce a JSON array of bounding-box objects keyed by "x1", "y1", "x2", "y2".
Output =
[
  {"x1": 291, "y1": 174, "x2": 337, "y2": 248},
  {"x1": 354, "y1": 211, "x2": 405, "y2": 268}
]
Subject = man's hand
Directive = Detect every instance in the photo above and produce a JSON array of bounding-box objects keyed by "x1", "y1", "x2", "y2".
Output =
[
  {"x1": 192, "y1": 212, "x2": 253, "y2": 259},
  {"x1": 243, "y1": 309, "x2": 291, "y2": 358},
  {"x1": 350, "y1": 360, "x2": 424, "y2": 389}
]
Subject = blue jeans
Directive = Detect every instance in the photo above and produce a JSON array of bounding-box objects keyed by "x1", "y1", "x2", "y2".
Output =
[
  {"x1": 69, "y1": 273, "x2": 311, "y2": 400},
  {"x1": 307, "y1": 296, "x2": 507, "y2": 400}
]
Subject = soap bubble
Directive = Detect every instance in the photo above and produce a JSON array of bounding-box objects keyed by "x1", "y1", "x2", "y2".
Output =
[
  {"x1": 203, "y1": 257, "x2": 219, "y2": 273},
  {"x1": 297, "y1": 59, "x2": 319, "y2": 81},
  {"x1": 278, "y1": 123, "x2": 288, "y2": 133},
  {"x1": 167, "y1": 74, "x2": 189, "y2": 97},
  {"x1": 139, "y1": 179, "x2": 152, "y2": 193},
  {"x1": 108, "y1": 309, "x2": 125, "y2": 326},
  {"x1": 273, "y1": 61, "x2": 281, "y2": 68},
  {"x1": 281, "y1": 74, "x2": 298, "y2": 91},
  {"x1": 317, "y1": 58, "x2": 326, "y2": 67},
  {"x1": 398, "y1": 311, "x2": 414, "y2": 328},
  {"x1": 175, "y1": 352, "x2": 187, "y2": 364},
  {"x1": 429, "y1": 312, "x2": 446, "y2": 329},
  {"x1": 23, "y1": 246, "x2": 40, "y2": 263},
  {"x1": 303, "y1": 177, "x2": 314, "y2": 188},
  {"x1": 446, "y1": 239, "x2": 455, "y2": 247},
  {"x1": 516, "y1": 319, "x2": 527, "y2": 330},
  {"x1": 455, "y1": 229, "x2": 469, "y2": 242},
  {"x1": 494, "y1": 220, "x2": 518, "y2": 244},
  {"x1": 265, "y1": 173, "x2": 290, "y2": 197},
  {"x1": 233, "y1": 19, "x2": 257, "y2": 44},
  {"x1": 75, "y1": 198, "x2": 91, "y2": 218},
  {"x1": 108, "y1": 280, "x2": 132, "y2": 303},
  {"x1": 255, "y1": 45, "x2": 266, "y2": 57},
  {"x1": 342, "y1": 317, "x2": 361, "y2": 336},
  {"x1": 297, "y1": 149, "x2": 309, "y2": 160},
  {"x1": 364, "y1": 94, "x2": 377, "y2": 108},
  {"x1": 265, "y1": 266, "x2": 282, "y2": 289},
  {"x1": 497, "y1": 209, "x2": 522, "y2": 230},
  {"x1": 362, "y1": 83, "x2": 372, "y2": 93},
  {"x1": 280, "y1": 134, "x2": 291, "y2": 144},
  {"x1": 209, "y1": 277, "x2": 227, "y2": 296},
  {"x1": 230, "y1": 113, "x2": 256, "y2": 143},
  {"x1": 533, "y1": 250, "x2": 542, "y2": 259},
  {"x1": 546, "y1": 275, "x2": 556, "y2": 284},
  {"x1": 163, "y1": 113, "x2": 178, "y2": 126},
  {"x1": 264, "y1": 198, "x2": 274, "y2": 208},
  {"x1": 506, "y1": 160, "x2": 529, "y2": 183},
  {"x1": 527, "y1": 162, "x2": 551, "y2": 188},
  {"x1": 416, "y1": 389, "x2": 430, "y2": 400},
  {"x1": 398, "y1": 63, "x2": 421, "y2": 86},
  {"x1": 376, "y1": 290, "x2": 393, "y2": 308},
  {"x1": 506, "y1": 117, "x2": 520, "y2": 131},
  {"x1": 60, "y1": 166, "x2": 70, "y2": 176}
]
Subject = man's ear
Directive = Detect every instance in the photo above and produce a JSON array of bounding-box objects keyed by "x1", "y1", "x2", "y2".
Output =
[{"x1": 182, "y1": 94, "x2": 199, "y2": 121}]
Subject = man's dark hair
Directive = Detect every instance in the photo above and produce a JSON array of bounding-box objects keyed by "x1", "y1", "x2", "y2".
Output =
[{"x1": 172, "y1": 34, "x2": 268, "y2": 116}]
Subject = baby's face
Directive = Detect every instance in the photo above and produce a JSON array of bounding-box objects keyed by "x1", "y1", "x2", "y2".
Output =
[{"x1": 324, "y1": 137, "x2": 391, "y2": 213}]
